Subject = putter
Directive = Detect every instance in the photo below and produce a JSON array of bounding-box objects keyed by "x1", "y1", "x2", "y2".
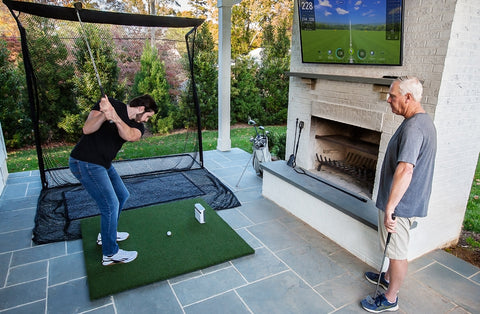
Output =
[
  {"x1": 364, "y1": 213, "x2": 396, "y2": 305},
  {"x1": 287, "y1": 118, "x2": 298, "y2": 167}
]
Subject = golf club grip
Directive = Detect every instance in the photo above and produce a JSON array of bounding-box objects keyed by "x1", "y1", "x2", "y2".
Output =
[{"x1": 385, "y1": 213, "x2": 396, "y2": 246}]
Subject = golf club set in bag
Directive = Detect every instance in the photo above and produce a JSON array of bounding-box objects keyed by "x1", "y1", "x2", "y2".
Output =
[
  {"x1": 287, "y1": 118, "x2": 304, "y2": 167},
  {"x1": 236, "y1": 119, "x2": 271, "y2": 186}
]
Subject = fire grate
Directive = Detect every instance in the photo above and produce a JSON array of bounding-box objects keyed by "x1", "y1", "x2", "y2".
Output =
[{"x1": 316, "y1": 152, "x2": 376, "y2": 187}]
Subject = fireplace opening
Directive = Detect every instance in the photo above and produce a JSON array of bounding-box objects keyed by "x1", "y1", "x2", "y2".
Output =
[{"x1": 311, "y1": 117, "x2": 381, "y2": 198}]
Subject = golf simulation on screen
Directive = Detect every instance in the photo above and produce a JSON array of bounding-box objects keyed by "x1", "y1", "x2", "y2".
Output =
[{"x1": 298, "y1": 0, "x2": 403, "y2": 65}]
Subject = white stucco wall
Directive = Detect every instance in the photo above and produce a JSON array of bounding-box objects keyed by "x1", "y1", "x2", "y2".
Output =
[
  {"x1": 282, "y1": 0, "x2": 480, "y2": 259},
  {"x1": 412, "y1": 0, "x2": 480, "y2": 257}
]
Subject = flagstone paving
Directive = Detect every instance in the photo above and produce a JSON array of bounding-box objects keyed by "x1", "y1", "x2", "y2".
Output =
[{"x1": 0, "y1": 148, "x2": 479, "y2": 313}]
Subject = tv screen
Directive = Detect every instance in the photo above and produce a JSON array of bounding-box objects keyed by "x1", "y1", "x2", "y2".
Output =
[{"x1": 298, "y1": 0, "x2": 403, "y2": 65}]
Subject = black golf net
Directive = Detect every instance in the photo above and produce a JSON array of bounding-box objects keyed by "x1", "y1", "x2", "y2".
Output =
[{"x1": 5, "y1": 0, "x2": 240, "y2": 244}]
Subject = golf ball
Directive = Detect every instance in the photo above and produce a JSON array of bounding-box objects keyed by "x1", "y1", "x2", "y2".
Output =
[{"x1": 167, "y1": 231, "x2": 172, "y2": 236}]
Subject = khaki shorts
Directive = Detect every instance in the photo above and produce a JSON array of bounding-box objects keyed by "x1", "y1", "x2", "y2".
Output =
[{"x1": 378, "y1": 210, "x2": 416, "y2": 260}]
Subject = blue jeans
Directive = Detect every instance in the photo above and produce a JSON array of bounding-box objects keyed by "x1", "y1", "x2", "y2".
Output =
[{"x1": 69, "y1": 157, "x2": 129, "y2": 256}]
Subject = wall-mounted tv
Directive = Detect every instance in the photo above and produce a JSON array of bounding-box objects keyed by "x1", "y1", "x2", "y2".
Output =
[{"x1": 298, "y1": 0, "x2": 403, "y2": 65}]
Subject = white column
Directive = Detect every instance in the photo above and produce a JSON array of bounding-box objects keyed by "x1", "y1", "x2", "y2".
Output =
[
  {"x1": 216, "y1": 0, "x2": 239, "y2": 151},
  {"x1": 0, "y1": 122, "x2": 8, "y2": 195}
]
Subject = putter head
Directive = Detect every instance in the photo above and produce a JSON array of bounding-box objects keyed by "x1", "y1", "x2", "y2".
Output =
[
  {"x1": 362, "y1": 294, "x2": 377, "y2": 305},
  {"x1": 248, "y1": 119, "x2": 256, "y2": 126},
  {"x1": 74, "y1": 2, "x2": 83, "y2": 10}
]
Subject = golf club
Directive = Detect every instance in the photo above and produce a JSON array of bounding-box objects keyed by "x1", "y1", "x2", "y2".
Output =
[
  {"x1": 74, "y1": 2, "x2": 114, "y2": 123},
  {"x1": 74, "y1": 2, "x2": 105, "y2": 98},
  {"x1": 365, "y1": 213, "x2": 396, "y2": 305},
  {"x1": 287, "y1": 118, "x2": 299, "y2": 167}
]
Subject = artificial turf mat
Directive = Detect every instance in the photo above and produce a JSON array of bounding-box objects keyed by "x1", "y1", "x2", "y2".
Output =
[{"x1": 81, "y1": 198, "x2": 254, "y2": 300}]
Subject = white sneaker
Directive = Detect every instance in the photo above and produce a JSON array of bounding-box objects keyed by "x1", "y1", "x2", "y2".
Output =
[
  {"x1": 102, "y1": 249, "x2": 138, "y2": 266},
  {"x1": 96, "y1": 232, "x2": 130, "y2": 245}
]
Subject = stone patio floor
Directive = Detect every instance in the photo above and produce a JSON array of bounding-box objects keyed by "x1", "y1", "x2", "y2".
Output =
[{"x1": 0, "y1": 148, "x2": 479, "y2": 313}]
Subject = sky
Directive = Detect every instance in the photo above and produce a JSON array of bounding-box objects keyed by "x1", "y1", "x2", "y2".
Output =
[{"x1": 311, "y1": 0, "x2": 396, "y2": 25}]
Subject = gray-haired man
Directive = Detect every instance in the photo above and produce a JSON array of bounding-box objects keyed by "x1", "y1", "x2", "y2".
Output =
[{"x1": 362, "y1": 77, "x2": 437, "y2": 312}]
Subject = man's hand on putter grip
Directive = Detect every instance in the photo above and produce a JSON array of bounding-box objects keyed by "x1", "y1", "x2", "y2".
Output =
[{"x1": 385, "y1": 211, "x2": 396, "y2": 233}]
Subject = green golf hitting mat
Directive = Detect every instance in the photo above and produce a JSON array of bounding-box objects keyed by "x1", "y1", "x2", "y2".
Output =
[{"x1": 81, "y1": 198, "x2": 254, "y2": 300}]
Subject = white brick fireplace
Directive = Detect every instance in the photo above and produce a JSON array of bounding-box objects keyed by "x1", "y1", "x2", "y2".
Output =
[{"x1": 263, "y1": 0, "x2": 480, "y2": 267}]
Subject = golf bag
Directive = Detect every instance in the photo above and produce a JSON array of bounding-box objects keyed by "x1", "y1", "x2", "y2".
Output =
[
  {"x1": 252, "y1": 134, "x2": 271, "y2": 176},
  {"x1": 249, "y1": 120, "x2": 271, "y2": 176}
]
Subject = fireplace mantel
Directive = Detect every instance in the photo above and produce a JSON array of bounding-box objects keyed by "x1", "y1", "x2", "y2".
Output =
[{"x1": 286, "y1": 72, "x2": 395, "y2": 87}]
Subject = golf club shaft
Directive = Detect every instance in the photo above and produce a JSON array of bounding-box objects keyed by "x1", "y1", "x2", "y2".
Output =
[
  {"x1": 74, "y1": 5, "x2": 105, "y2": 97},
  {"x1": 373, "y1": 213, "x2": 396, "y2": 297}
]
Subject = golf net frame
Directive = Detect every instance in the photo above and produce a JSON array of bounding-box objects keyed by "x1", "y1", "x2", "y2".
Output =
[{"x1": 4, "y1": 0, "x2": 206, "y2": 189}]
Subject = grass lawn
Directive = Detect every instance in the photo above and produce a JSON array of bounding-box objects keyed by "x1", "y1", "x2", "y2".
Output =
[
  {"x1": 6, "y1": 125, "x2": 287, "y2": 173},
  {"x1": 464, "y1": 155, "x2": 480, "y2": 234}
]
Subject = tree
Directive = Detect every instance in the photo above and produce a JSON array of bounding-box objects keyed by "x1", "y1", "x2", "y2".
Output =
[
  {"x1": 256, "y1": 22, "x2": 290, "y2": 125},
  {"x1": 178, "y1": 22, "x2": 218, "y2": 129},
  {"x1": 0, "y1": 3, "x2": 19, "y2": 38},
  {"x1": 231, "y1": 0, "x2": 257, "y2": 57},
  {"x1": 0, "y1": 39, "x2": 32, "y2": 148},
  {"x1": 23, "y1": 18, "x2": 77, "y2": 143},
  {"x1": 231, "y1": 0, "x2": 294, "y2": 57},
  {"x1": 231, "y1": 55, "x2": 261, "y2": 124},
  {"x1": 132, "y1": 40, "x2": 173, "y2": 134}
]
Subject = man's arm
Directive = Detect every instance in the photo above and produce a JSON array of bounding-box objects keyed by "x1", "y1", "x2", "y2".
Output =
[
  {"x1": 112, "y1": 118, "x2": 142, "y2": 142},
  {"x1": 82, "y1": 110, "x2": 106, "y2": 135},
  {"x1": 384, "y1": 161, "x2": 414, "y2": 232}
]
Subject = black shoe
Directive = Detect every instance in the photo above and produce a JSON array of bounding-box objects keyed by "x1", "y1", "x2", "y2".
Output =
[{"x1": 365, "y1": 272, "x2": 389, "y2": 290}]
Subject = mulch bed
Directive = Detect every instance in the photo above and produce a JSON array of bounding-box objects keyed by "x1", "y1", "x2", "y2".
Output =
[{"x1": 444, "y1": 230, "x2": 480, "y2": 268}]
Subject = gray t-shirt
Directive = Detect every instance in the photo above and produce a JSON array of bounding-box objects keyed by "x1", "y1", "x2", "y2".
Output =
[{"x1": 376, "y1": 113, "x2": 437, "y2": 218}]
